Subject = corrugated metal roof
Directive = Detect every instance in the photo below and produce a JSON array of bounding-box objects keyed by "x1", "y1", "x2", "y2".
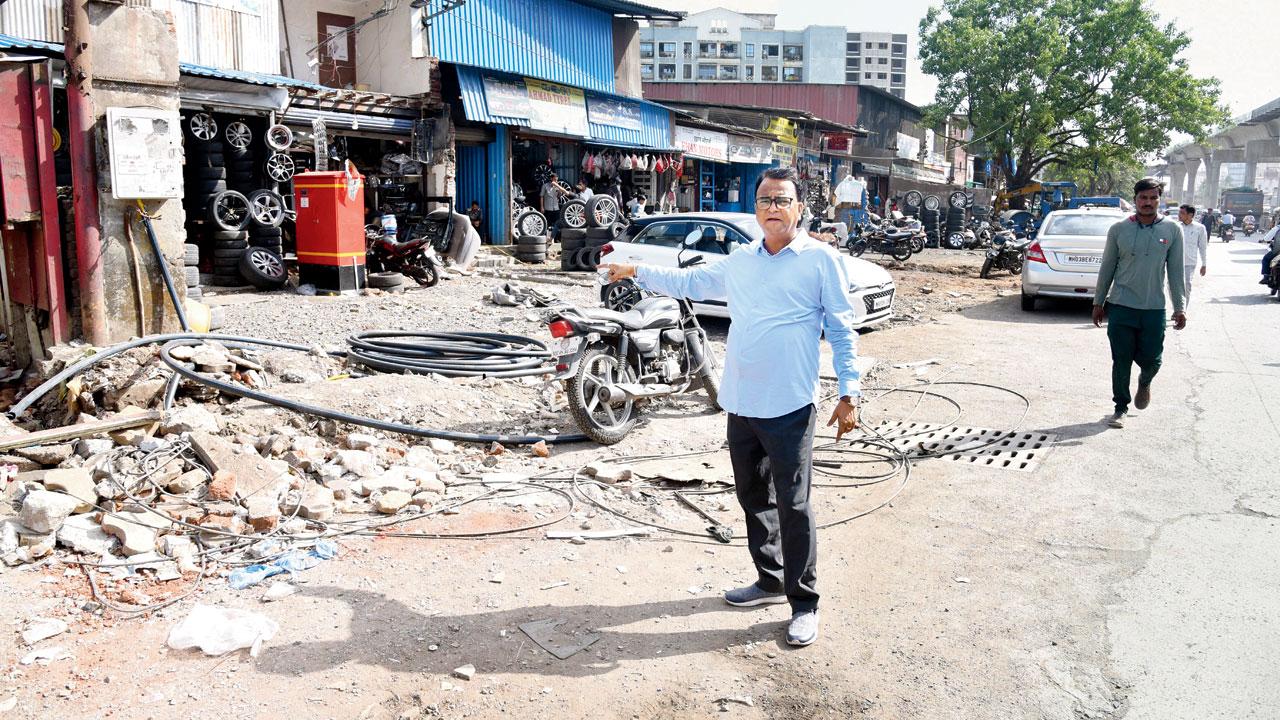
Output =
[
  {"x1": 643, "y1": 82, "x2": 877, "y2": 128},
  {"x1": 0, "y1": 32, "x2": 61, "y2": 54},
  {"x1": 570, "y1": 0, "x2": 683, "y2": 19},
  {"x1": 282, "y1": 106, "x2": 416, "y2": 135},
  {"x1": 427, "y1": 0, "x2": 618, "y2": 95},
  {"x1": 180, "y1": 62, "x2": 321, "y2": 90},
  {"x1": 456, "y1": 65, "x2": 674, "y2": 150}
]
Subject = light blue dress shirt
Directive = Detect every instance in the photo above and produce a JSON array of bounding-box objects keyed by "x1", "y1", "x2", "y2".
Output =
[{"x1": 635, "y1": 232, "x2": 860, "y2": 419}]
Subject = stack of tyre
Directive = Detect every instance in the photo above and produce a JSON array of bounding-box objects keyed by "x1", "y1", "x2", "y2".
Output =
[
  {"x1": 943, "y1": 191, "x2": 971, "y2": 250},
  {"x1": 558, "y1": 195, "x2": 623, "y2": 271},
  {"x1": 921, "y1": 194, "x2": 943, "y2": 249},
  {"x1": 182, "y1": 113, "x2": 225, "y2": 295},
  {"x1": 514, "y1": 234, "x2": 548, "y2": 264},
  {"x1": 183, "y1": 241, "x2": 202, "y2": 300}
]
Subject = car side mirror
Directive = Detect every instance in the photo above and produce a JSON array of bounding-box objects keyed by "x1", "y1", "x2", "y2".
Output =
[{"x1": 683, "y1": 230, "x2": 702, "y2": 248}]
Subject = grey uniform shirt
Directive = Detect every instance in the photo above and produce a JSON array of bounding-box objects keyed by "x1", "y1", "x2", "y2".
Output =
[{"x1": 1094, "y1": 215, "x2": 1186, "y2": 314}]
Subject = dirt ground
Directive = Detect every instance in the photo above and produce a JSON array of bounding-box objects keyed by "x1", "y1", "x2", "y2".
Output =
[{"x1": 0, "y1": 247, "x2": 1033, "y2": 720}]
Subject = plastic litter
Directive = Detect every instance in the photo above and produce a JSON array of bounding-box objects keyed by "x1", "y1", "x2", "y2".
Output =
[
  {"x1": 166, "y1": 604, "x2": 279, "y2": 657},
  {"x1": 227, "y1": 540, "x2": 339, "y2": 590}
]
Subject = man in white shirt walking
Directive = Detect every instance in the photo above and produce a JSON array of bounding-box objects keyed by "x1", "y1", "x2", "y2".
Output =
[{"x1": 1178, "y1": 204, "x2": 1208, "y2": 303}]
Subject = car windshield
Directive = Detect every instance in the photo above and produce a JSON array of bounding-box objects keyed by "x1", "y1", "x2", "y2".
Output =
[{"x1": 1042, "y1": 214, "x2": 1123, "y2": 236}]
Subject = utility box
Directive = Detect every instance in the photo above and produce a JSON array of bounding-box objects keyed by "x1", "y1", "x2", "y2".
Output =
[{"x1": 294, "y1": 168, "x2": 366, "y2": 293}]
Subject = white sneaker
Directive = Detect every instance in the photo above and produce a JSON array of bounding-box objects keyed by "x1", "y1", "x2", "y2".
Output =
[{"x1": 1108, "y1": 411, "x2": 1127, "y2": 429}]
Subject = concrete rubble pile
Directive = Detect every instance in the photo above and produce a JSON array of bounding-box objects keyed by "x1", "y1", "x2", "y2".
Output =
[{"x1": 0, "y1": 341, "x2": 568, "y2": 611}]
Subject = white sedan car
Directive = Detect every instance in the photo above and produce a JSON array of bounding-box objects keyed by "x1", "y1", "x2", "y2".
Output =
[
  {"x1": 1021, "y1": 206, "x2": 1129, "y2": 311},
  {"x1": 597, "y1": 212, "x2": 895, "y2": 329}
]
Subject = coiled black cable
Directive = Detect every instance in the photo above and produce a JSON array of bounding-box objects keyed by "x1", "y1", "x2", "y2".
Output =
[{"x1": 345, "y1": 331, "x2": 553, "y2": 378}]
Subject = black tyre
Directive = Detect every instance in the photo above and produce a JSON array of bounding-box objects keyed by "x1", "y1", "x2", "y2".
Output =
[
  {"x1": 687, "y1": 333, "x2": 720, "y2": 409},
  {"x1": 585, "y1": 196, "x2": 620, "y2": 228},
  {"x1": 517, "y1": 236, "x2": 548, "y2": 253},
  {"x1": 516, "y1": 252, "x2": 547, "y2": 264},
  {"x1": 183, "y1": 266, "x2": 200, "y2": 287},
  {"x1": 571, "y1": 246, "x2": 593, "y2": 271},
  {"x1": 183, "y1": 243, "x2": 200, "y2": 265},
  {"x1": 1020, "y1": 293, "x2": 1036, "y2": 311},
  {"x1": 559, "y1": 227, "x2": 588, "y2": 242},
  {"x1": 249, "y1": 228, "x2": 283, "y2": 239},
  {"x1": 246, "y1": 189, "x2": 286, "y2": 228},
  {"x1": 948, "y1": 190, "x2": 968, "y2": 209},
  {"x1": 237, "y1": 247, "x2": 288, "y2": 290},
  {"x1": 213, "y1": 246, "x2": 249, "y2": 259},
  {"x1": 186, "y1": 153, "x2": 225, "y2": 169},
  {"x1": 366, "y1": 271, "x2": 405, "y2": 289},
  {"x1": 560, "y1": 199, "x2": 588, "y2": 229},
  {"x1": 565, "y1": 346, "x2": 636, "y2": 445},
  {"x1": 601, "y1": 280, "x2": 642, "y2": 311},
  {"x1": 515, "y1": 209, "x2": 547, "y2": 237},
  {"x1": 945, "y1": 231, "x2": 965, "y2": 250},
  {"x1": 890, "y1": 243, "x2": 913, "y2": 262},
  {"x1": 851, "y1": 241, "x2": 867, "y2": 257},
  {"x1": 191, "y1": 166, "x2": 226, "y2": 180},
  {"x1": 210, "y1": 274, "x2": 241, "y2": 286},
  {"x1": 585, "y1": 226, "x2": 619, "y2": 241},
  {"x1": 903, "y1": 190, "x2": 923, "y2": 210},
  {"x1": 980, "y1": 257, "x2": 994, "y2": 279},
  {"x1": 212, "y1": 230, "x2": 249, "y2": 241},
  {"x1": 207, "y1": 190, "x2": 251, "y2": 231},
  {"x1": 405, "y1": 261, "x2": 439, "y2": 288},
  {"x1": 1008, "y1": 256, "x2": 1024, "y2": 275},
  {"x1": 586, "y1": 247, "x2": 604, "y2": 268},
  {"x1": 189, "y1": 179, "x2": 227, "y2": 195},
  {"x1": 561, "y1": 234, "x2": 586, "y2": 253}
]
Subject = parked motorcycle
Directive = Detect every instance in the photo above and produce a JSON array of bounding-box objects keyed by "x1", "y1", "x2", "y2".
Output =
[
  {"x1": 947, "y1": 217, "x2": 991, "y2": 250},
  {"x1": 365, "y1": 201, "x2": 452, "y2": 287},
  {"x1": 980, "y1": 224, "x2": 1028, "y2": 278},
  {"x1": 545, "y1": 237, "x2": 721, "y2": 444},
  {"x1": 850, "y1": 213, "x2": 916, "y2": 261}
]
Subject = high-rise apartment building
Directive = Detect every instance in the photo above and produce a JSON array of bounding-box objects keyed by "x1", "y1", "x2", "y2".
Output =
[{"x1": 640, "y1": 9, "x2": 907, "y2": 98}]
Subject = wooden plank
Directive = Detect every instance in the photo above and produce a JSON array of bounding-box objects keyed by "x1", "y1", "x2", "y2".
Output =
[{"x1": 0, "y1": 411, "x2": 164, "y2": 451}]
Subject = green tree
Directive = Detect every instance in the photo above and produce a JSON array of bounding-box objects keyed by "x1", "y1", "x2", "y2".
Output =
[
  {"x1": 1044, "y1": 152, "x2": 1146, "y2": 196},
  {"x1": 919, "y1": 0, "x2": 1227, "y2": 194}
]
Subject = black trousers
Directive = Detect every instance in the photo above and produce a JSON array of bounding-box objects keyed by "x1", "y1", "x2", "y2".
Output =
[{"x1": 726, "y1": 404, "x2": 819, "y2": 612}]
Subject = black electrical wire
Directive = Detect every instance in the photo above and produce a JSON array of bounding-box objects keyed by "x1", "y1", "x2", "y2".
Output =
[
  {"x1": 7, "y1": 331, "x2": 586, "y2": 445},
  {"x1": 345, "y1": 331, "x2": 554, "y2": 378}
]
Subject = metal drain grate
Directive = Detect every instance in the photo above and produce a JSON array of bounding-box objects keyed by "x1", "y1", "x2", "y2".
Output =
[{"x1": 850, "y1": 421, "x2": 1058, "y2": 472}]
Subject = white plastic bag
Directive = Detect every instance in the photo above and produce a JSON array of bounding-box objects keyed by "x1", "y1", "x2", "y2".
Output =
[{"x1": 166, "y1": 603, "x2": 279, "y2": 657}]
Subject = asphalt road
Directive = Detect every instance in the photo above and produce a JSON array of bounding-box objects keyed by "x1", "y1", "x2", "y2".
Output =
[{"x1": 844, "y1": 235, "x2": 1279, "y2": 718}]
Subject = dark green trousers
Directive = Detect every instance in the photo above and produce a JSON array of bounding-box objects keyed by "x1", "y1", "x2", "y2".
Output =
[{"x1": 1105, "y1": 303, "x2": 1166, "y2": 412}]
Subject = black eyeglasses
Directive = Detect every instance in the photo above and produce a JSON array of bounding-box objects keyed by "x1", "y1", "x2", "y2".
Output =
[{"x1": 756, "y1": 196, "x2": 795, "y2": 209}]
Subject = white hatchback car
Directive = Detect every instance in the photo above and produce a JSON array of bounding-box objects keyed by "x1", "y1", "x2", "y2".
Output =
[
  {"x1": 1021, "y1": 207, "x2": 1129, "y2": 311},
  {"x1": 597, "y1": 212, "x2": 895, "y2": 329}
]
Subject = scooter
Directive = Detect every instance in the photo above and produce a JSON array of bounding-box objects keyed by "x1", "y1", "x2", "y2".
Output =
[
  {"x1": 1244, "y1": 219, "x2": 1256, "y2": 237},
  {"x1": 545, "y1": 235, "x2": 721, "y2": 445},
  {"x1": 1220, "y1": 225, "x2": 1235, "y2": 243}
]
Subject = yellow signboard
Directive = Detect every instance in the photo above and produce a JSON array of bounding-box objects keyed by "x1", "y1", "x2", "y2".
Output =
[
  {"x1": 766, "y1": 117, "x2": 798, "y2": 143},
  {"x1": 523, "y1": 78, "x2": 589, "y2": 137}
]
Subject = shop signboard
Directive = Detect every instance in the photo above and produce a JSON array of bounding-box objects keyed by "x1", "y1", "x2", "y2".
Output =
[
  {"x1": 892, "y1": 162, "x2": 948, "y2": 184},
  {"x1": 824, "y1": 134, "x2": 852, "y2": 154},
  {"x1": 766, "y1": 117, "x2": 798, "y2": 143},
  {"x1": 675, "y1": 126, "x2": 729, "y2": 162},
  {"x1": 770, "y1": 141, "x2": 797, "y2": 166},
  {"x1": 896, "y1": 132, "x2": 921, "y2": 160},
  {"x1": 587, "y1": 97, "x2": 643, "y2": 131},
  {"x1": 483, "y1": 76, "x2": 531, "y2": 119},
  {"x1": 861, "y1": 162, "x2": 891, "y2": 175},
  {"x1": 727, "y1": 135, "x2": 772, "y2": 164},
  {"x1": 524, "y1": 79, "x2": 589, "y2": 137}
]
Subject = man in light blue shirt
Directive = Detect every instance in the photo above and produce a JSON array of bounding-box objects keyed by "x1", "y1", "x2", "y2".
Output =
[{"x1": 601, "y1": 167, "x2": 861, "y2": 647}]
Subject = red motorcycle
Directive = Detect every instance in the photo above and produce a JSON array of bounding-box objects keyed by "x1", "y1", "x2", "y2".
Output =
[{"x1": 365, "y1": 197, "x2": 454, "y2": 287}]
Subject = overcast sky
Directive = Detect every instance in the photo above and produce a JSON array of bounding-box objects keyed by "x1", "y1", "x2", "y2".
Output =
[{"x1": 644, "y1": 0, "x2": 1280, "y2": 118}]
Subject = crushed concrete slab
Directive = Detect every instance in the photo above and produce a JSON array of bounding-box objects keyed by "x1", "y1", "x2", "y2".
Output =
[
  {"x1": 101, "y1": 508, "x2": 170, "y2": 556},
  {"x1": 19, "y1": 491, "x2": 81, "y2": 533},
  {"x1": 56, "y1": 514, "x2": 116, "y2": 556},
  {"x1": 189, "y1": 431, "x2": 290, "y2": 500},
  {"x1": 159, "y1": 405, "x2": 221, "y2": 435},
  {"x1": 13, "y1": 443, "x2": 75, "y2": 466},
  {"x1": 22, "y1": 617, "x2": 68, "y2": 645},
  {"x1": 166, "y1": 469, "x2": 206, "y2": 494},
  {"x1": 38, "y1": 468, "x2": 97, "y2": 513},
  {"x1": 374, "y1": 490, "x2": 412, "y2": 514}
]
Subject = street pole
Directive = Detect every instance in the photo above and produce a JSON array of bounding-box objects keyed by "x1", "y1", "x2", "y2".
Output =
[{"x1": 63, "y1": 0, "x2": 109, "y2": 346}]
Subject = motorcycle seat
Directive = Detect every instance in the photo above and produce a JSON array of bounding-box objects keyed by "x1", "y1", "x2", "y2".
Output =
[{"x1": 579, "y1": 297, "x2": 680, "y2": 330}]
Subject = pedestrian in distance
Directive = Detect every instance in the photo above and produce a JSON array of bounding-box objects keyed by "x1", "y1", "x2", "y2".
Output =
[
  {"x1": 575, "y1": 178, "x2": 594, "y2": 203},
  {"x1": 539, "y1": 172, "x2": 569, "y2": 229},
  {"x1": 1092, "y1": 177, "x2": 1187, "y2": 429},
  {"x1": 1201, "y1": 207, "x2": 1216, "y2": 238},
  {"x1": 1177, "y1": 204, "x2": 1208, "y2": 304},
  {"x1": 599, "y1": 167, "x2": 862, "y2": 647}
]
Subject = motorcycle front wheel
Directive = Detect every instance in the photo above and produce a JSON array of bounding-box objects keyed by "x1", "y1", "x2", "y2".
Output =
[
  {"x1": 686, "y1": 333, "x2": 720, "y2": 409},
  {"x1": 890, "y1": 242, "x2": 913, "y2": 262},
  {"x1": 980, "y1": 257, "x2": 994, "y2": 279},
  {"x1": 566, "y1": 346, "x2": 636, "y2": 445},
  {"x1": 851, "y1": 240, "x2": 868, "y2": 257}
]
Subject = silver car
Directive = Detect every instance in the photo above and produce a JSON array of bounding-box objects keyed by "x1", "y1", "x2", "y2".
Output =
[{"x1": 1020, "y1": 207, "x2": 1128, "y2": 311}]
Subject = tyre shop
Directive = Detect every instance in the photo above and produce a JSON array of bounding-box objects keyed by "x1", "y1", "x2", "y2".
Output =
[
  {"x1": 178, "y1": 67, "x2": 435, "y2": 293},
  {"x1": 448, "y1": 65, "x2": 676, "y2": 267}
]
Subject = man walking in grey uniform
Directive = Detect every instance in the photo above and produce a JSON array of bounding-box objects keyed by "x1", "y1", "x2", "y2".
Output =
[
  {"x1": 1177, "y1": 204, "x2": 1208, "y2": 304},
  {"x1": 1093, "y1": 178, "x2": 1187, "y2": 429}
]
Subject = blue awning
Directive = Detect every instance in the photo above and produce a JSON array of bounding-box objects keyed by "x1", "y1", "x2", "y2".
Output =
[
  {"x1": 455, "y1": 65, "x2": 673, "y2": 150},
  {"x1": 180, "y1": 62, "x2": 323, "y2": 91}
]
